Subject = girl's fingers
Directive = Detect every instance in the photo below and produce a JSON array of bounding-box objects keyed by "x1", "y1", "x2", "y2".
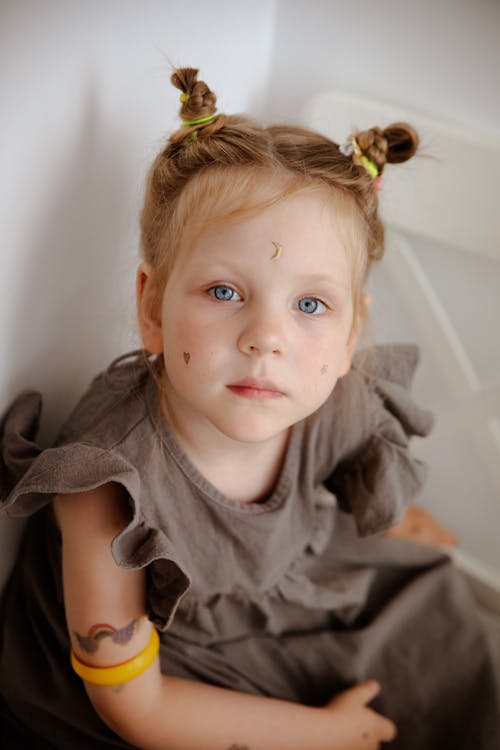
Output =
[
  {"x1": 380, "y1": 715, "x2": 397, "y2": 742},
  {"x1": 345, "y1": 682, "x2": 397, "y2": 742},
  {"x1": 345, "y1": 680, "x2": 381, "y2": 705}
]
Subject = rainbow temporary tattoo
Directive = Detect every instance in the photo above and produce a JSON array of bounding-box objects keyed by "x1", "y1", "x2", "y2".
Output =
[{"x1": 74, "y1": 619, "x2": 137, "y2": 654}]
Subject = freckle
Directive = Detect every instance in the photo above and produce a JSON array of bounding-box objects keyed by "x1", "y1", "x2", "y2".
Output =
[
  {"x1": 320, "y1": 364, "x2": 328, "y2": 374},
  {"x1": 183, "y1": 352, "x2": 190, "y2": 364}
]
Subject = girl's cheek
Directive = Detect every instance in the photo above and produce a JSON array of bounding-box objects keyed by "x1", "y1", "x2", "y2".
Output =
[
  {"x1": 164, "y1": 314, "x2": 198, "y2": 351},
  {"x1": 167, "y1": 321, "x2": 220, "y2": 372}
]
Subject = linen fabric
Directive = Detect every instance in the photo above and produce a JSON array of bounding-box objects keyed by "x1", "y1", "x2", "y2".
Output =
[{"x1": 0, "y1": 345, "x2": 498, "y2": 749}]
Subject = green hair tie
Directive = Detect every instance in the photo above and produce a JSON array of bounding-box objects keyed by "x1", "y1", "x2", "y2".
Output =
[
  {"x1": 181, "y1": 113, "x2": 217, "y2": 127},
  {"x1": 339, "y1": 136, "x2": 379, "y2": 179},
  {"x1": 360, "y1": 154, "x2": 379, "y2": 178}
]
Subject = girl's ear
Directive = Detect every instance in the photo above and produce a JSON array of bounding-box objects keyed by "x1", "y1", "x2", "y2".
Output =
[{"x1": 136, "y1": 262, "x2": 164, "y2": 354}]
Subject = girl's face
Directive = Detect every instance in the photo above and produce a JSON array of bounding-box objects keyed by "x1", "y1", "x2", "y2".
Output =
[{"x1": 140, "y1": 191, "x2": 358, "y2": 446}]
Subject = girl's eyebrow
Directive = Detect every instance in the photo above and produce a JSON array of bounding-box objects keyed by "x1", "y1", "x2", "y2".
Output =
[
  {"x1": 194, "y1": 260, "x2": 237, "y2": 275},
  {"x1": 299, "y1": 272, "x2": 350, "y2": 292}
]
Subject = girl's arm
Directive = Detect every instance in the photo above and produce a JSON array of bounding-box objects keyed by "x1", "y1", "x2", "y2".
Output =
[{"x1": 55, "y1": 483, "x2": 395, "y2": 750}]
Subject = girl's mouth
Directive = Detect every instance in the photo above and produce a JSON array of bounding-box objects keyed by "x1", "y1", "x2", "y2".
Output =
[{"x1": 227, "y1": 378, "x2": 284, "y2": 400}]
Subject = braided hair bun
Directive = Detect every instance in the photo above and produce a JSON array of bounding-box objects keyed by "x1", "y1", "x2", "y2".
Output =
[
  {"x1": 355, "y1": 123, "x2": 419, "y2": 174},
  {"x1": 169, "y1": 68, "x2": 226, "y2": 145}
]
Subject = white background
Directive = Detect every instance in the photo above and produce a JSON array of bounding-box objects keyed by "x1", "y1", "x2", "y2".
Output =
[{"x1": 1, "y1": 0, "x2": 499, "y2": 587}]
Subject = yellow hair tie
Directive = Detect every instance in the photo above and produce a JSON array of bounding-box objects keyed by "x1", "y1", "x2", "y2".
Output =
[
  {"x1": 181, "y1": 113, "x2": 217, "y2": 127},
  {"x1": 71, "y1": 627, "x2": 160, "y2": 686},
  {"x1": 360, "y1": 154, "x2": 379, "y2": 178}
]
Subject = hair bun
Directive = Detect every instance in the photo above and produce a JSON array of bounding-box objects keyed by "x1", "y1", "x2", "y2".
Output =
[
  {"x1": 355, "y1": 122, "x2": 419, "y2": 173},
  {"x1": 170, "y1": 67, "x2": 217, "y2": 123},
  {"x1": 383, "y1": 122, "x2": 419, "y2": 164}
]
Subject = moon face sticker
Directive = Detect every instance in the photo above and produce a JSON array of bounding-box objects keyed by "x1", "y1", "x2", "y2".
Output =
[
  {"x1": 183, "y1": 352, "x2": 191, "y2": 364},
  {"x1": 271, "y1": 241, "x2": 282, "y2": 260}
]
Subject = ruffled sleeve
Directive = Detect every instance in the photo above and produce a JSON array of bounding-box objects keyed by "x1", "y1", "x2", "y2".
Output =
[
  {"x1": 0, "y1": 391, "x2": 44, "y2": 501},
  {"x1": 0, "y1": 390, "x2": 142, "y2": 517},
  {"x1": 322, "y1": 344, "x2": 434, "y2": 537},
  {"x1": 0, "y1": 372, "x2": 191, "y2": 631}
]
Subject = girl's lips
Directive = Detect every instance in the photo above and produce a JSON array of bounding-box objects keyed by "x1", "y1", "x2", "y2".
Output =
[{"x1": 227, "y1": 378, "x2": 284, "y2": 400}]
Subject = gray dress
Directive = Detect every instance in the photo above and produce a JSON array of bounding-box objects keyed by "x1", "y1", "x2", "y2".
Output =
[{"x1": 0, "y1": 345, "x2": 498, "y2": 749}]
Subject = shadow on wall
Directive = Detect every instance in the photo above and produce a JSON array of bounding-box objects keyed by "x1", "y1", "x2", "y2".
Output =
[{"x1": 1, "y1": 76, "x2": 140, "y2": 591}]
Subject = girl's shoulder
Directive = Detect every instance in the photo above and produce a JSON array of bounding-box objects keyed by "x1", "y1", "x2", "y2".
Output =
[
  {"x1": 0, "y1": 351, "x2": 157, "y2": 519},
  {"x1": 57, "y1": 351, "x2": 153, "y2": 446},
  {"x1": 317, "y1": 342, "x2": 434, "y2": 447},
  {"x1": 309, "y1": 343, "x2": 434, "y2": 537}
]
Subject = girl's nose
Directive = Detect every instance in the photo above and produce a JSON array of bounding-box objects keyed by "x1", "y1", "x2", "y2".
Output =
[{"x1": 237, "y1": 313, "x2": 287, "y2": 357}]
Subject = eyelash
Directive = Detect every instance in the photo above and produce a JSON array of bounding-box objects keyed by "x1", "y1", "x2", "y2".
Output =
[{"x1": 206, "y1": 285, "x2": 330, "y2": 316}]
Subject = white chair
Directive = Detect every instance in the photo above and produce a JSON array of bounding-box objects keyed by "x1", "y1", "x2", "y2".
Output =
[{"x1": 301, "y1": 90, "x2": 500, "y2": 619}]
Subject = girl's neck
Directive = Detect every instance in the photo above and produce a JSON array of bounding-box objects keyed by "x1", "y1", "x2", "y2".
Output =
[
  {"x1": 161, "y1": 390, "x2": 291, "y2": 504},
  {"x1": 186, "y1": 429, "x2": 291, "y2": 505}
]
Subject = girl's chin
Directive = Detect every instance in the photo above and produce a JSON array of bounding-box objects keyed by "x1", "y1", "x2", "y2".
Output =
[{"x1": 212, "y1": 418, "x2": 290, "y2": 445}]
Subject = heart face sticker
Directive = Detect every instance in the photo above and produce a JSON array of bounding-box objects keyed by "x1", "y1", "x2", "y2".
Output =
[{"x1": 183, "y1": 352, "x2": 190, "y2": 365}]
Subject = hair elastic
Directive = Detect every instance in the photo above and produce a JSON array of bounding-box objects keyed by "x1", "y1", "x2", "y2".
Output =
[
  {"x1": 181, "y1": 113, "x2": 217, "y2": 127},
  {"x1": 359, "y1": 154, "x2": 379, "y2": 178},
  {"x1": 339, "y1": 136, "x2": 379, "y2": 179},
  {"x1": 70, "y1": 626, "x2": 160, "y2": 687}
]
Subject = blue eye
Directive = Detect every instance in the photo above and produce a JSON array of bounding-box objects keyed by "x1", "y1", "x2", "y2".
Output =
[
  {"x1": 207, "y1": 285, "x2": 241, "y2": 302},
  {"x1": 298, "y1": 297, "x2": 327, "y2": 315}
]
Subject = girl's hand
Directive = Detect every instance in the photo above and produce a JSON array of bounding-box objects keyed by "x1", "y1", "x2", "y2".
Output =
[
  {"x1": 323, "y1": 681, "x2": 396, "y2": 749},
  {"x1": 384, "y1": 505, "x2": 458, "y2": 548}
]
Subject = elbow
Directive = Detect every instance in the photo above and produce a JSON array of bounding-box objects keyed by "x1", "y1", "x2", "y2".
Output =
[
  {"x1": 84, "y1": 661, "x2": 166, "y2": 748},
  {"x1": 90, "y1": 698, "x2": 132, "y2": 742},
  {"x1": 85, "y1": 684, "x2": 140, "y2": 743}
]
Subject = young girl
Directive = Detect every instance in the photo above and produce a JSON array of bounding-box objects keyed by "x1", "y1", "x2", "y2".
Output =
[{"x1": 0, "y1": 68, "x2": 497, "y2": 750}]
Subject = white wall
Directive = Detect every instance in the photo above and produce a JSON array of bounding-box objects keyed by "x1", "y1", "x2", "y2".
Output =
[
  {"x1": 0, "y1": 0, "x2": 277, "y2": 588},
  {"x1": 265, "y1": 0, "x2": 500, "y2": 138}
]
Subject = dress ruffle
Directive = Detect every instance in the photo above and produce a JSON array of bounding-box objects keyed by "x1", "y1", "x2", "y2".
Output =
[
  {"x1": 0, "y1": 391, "x2": 43, "y2": 500},
  {"x1": 326, "y1": 344, "x2": 434, "y2": 537},
  {"x1": 0, "y1": 365, "x2": 191, "y2": 630},
  {"x1": 327, "y1": 431, "x2": 429, "y2": 537},
  {"x1": 1, "y1": 404, "x2": 140, "y2": 519}
]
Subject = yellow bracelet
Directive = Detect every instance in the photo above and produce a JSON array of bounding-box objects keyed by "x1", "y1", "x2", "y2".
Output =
[{"x1": 70, "y1": 627, "x2": 160, "y2": 686}]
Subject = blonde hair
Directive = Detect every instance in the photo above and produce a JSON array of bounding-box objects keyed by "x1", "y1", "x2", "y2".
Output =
[{"x1": 140, "y1": 66, "x2": 419, "y2": 322}]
